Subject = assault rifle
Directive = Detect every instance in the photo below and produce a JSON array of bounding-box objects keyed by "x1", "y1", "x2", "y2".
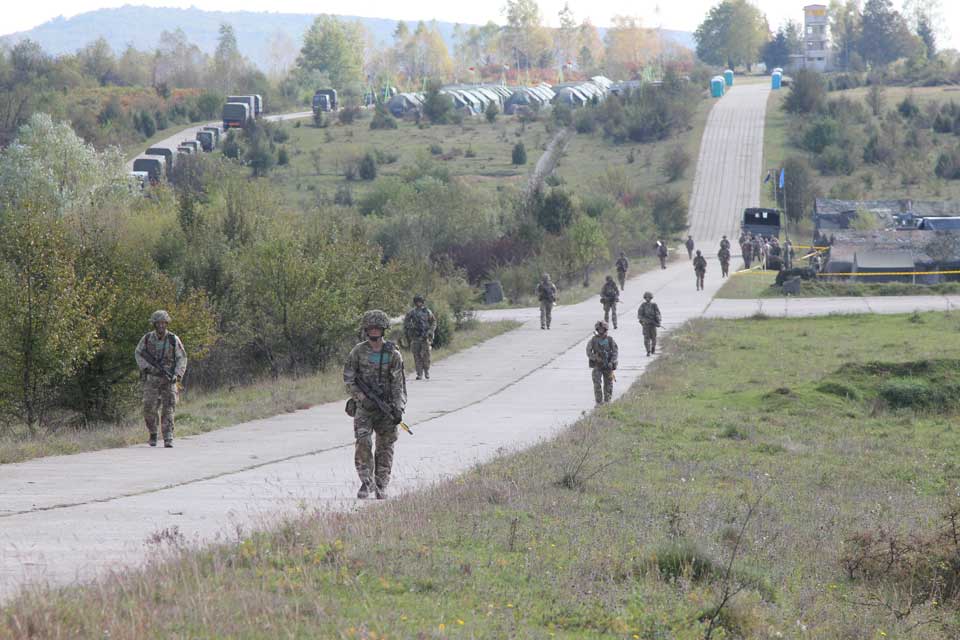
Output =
[
  {"x1": 353, "y1": 376, "x2": 414, "y2": 435},
  {"x1": 602, "y1": 347, "x2": 617, "y2": 382},
  {"x1": 138, "y1": 348, "x2": 177, "y2": 383}
]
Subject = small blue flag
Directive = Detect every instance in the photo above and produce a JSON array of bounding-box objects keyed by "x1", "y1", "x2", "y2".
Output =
[
  {"x1": 779, "y1": 168, "x2": 785, "y2": 189},
  {"x1": 763, "y1": 171, "x2": 771, "y2": 184}
]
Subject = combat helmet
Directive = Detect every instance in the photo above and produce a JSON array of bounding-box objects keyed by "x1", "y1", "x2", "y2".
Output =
[
  {"x1": 413, "y1": 294, "x2": 425, "y2": 304},
  {"x1": 595, "y1": 320, "x2": 609, "y2": 332},
  {"x1": 605, "y1": 275, "x2": 614, "y2": 282},
  {"x1": 150, "y1": 310, "x2": 171, "y2": 324},
  {"x1": 360, "y1": 309, "x2": 390, "y2": 331},
  {"x1": 643, "y1": 291, "x2": 653, "y2": 300}
]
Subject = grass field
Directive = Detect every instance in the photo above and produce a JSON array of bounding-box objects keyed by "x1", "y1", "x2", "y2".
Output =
[
  {"x1": 715, "y1": 269, "x2": 960, "y2": 299},
  {"x1": 7, "y1": 312, "x2": 960, "y2": 638},
  {"x1": 0, "y1": 321, "x2": 519, "y2": 466}
]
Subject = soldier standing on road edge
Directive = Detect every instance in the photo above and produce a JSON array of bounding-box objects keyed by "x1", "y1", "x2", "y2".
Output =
[
  {"x1": 343, "y1": 310, "x2": 407, "y2": 500},
  {"x1": 638, "y1": 292, "x2": 662, "y2": 356},
  {"x1": 135, "y1": 310, "x2": 187, "y2": 448},
  {"x1": 403, "y1": 294, "x2": 437, "y2": 380},
  {"x1": 685, "y1": 235, "x2": 695, "y2": 260},
  {"x1": 616, "y1": 252, "x2": 629, "y2": 289},
  {"x1": 600, "y1": 275, "x2": 620, "y2": 329},
  {"x1": 657, "y1": 241, "x2": 668, "y2": 269},
  {"x1": 694, "y1": 250, "x2": 707, "y2": 290},
  {"x1": 536, "y1": 273, "x2": 558, "y2": 330},
  {"x1": 586, "y1": 320, "x2": 618, "y2": 405}
]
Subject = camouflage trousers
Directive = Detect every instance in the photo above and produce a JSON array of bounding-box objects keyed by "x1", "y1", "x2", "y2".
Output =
[
  {"x1": 143, "y1": 375, "x2": 177, "y2": 438},
  {"x1": 617, "y1": 271, "x2": 626, "y2": 289},
  {"x1": 720, "y1": 260, "x2": 730, "y2": 277},
  {"x1": 602, "y1": 301, "x2": 618, "y2": 328},
  {"x1": 641, "y1": 323, "x2": 658, "y2": 355},
  {"x1": 410, "y1": 338, "x2": 432, "y2": 377},
  {"x1": 592, "y1": 368, "x2": 614, "y2": 404},
  {"x1": 539, "y1": 301, "x2": 554, "y2": 329},
  {"x1": 354, "y1": 408, "x2": 398, "y2": 491},
  {"x1": 696, "y1": 271, "x2": 705, "y2": 290},
  {"x1": 659, "y1": 255, "x2": 667, "y2": 269}
]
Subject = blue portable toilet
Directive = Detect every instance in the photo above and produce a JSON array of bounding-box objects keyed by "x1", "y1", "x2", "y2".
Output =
[
  {"x1": 724, "y1": 69, "x2": 734, "y2": 86},
  {"x1": 771, "y1": 71, "x2": 782, "y2": 90},
  {"x1": 710, "y1": 76, "x2": 725, "y2": 98},
  {"x1": 773, "y1": 67, "x2": 784, "y2": 75}
]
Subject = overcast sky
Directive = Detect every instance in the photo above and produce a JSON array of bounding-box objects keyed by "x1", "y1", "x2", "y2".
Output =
[{"x1": 2, "y1": 0, "x2": 956, "y2": 49}]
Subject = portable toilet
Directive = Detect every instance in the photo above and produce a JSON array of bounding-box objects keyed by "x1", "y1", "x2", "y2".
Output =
[
  {"x1": 773, "y1": 67, "x2": 784, "y2": 75},
  {"x1": 771, "y1": 71, "x2": 782, "y2": 90},
  {"x1": 710, "y1": 76, "x2": 725, "y2": 98},
  {"x1": 724, "y1": 69, "x2": 734, "y2": 86}
]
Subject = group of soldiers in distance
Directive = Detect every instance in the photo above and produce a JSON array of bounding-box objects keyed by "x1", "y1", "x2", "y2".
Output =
[
  {"x1": 739, "y1": 231, "x2": 795, "y2": 271},
  {"x1": 132, "y1": 234, "x2": 742, "y2": 498}
]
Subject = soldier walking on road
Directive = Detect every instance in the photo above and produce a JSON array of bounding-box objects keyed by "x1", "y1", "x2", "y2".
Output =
[
  {"x1": 720, "y1": 235, "x2": 731, "y2": 252},
  {"x1": 600, "y1": 275, "x2": 620, "y2": 329},
  {"x1": 586, "y1": 321, "x2": 618, "y2": 405},
  {"x1": 403, "y1": 294, "x2": 436, "y2": 380},
  {"x1": 685, "y1": 235, "x2": 695, "y2": 260},
  {"x1": 638, "y1": 292, "x2": 662, "y2": 356},
  {"x1": 718, "y1": 245, "x2": 731, "y2": 278},
  {"x1": 135, "y1": 310, "x2": 187, "y2": 448},
  {"x1": 693, "y1": 250, "x2": 707, "y2": 290},
  {"x1": 615, "y1": 252, "x2": 629, "y2": 289},
  {"x1": 343, "y1": 310, "x2": 407, "y2": 500},
  {"x1": 536, "y1": 273, "x2": 558, "y2": 330},
  {"x1": 657, "y1": 241, "x2": 668, "y2": 269}
]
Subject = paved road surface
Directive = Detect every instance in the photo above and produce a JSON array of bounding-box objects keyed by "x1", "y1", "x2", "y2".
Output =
[
  {"x1": 5, "y1": 83, "x2": 943, "y2": 603},
  {"x1": 125, "y1": 111, "x2": 312, "y2": 170},
  {"x1": 686, "y1": 83, "x2": 769, "y2": 252}
]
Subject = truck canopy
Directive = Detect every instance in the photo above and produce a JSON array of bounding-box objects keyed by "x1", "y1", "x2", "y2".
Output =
[
  {"x1": 145, "y1": 147, "x2": 174, "y2": 172},
  {"x1": 222, "y1": 102, "x2": 250, "y2": 128},
  {"x1": 741, "y1": 208, "x2": 782, "y2": 237},
  {"x1": 196, "y1": 130, "x2": 215, "y2": 151},
  {"x1": 132, "y1": 156, "x2": 164, "y2": 181}
]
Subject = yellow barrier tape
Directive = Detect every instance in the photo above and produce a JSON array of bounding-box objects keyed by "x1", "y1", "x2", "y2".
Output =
[{"x1": 732, "y1": 269, "x2": 960, "y2": 277}]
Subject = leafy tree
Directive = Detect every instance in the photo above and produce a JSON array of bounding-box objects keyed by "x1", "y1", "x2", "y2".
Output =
[
  {"x1": 502, "y1": 0, "x2": 553, "y2": 72},
  {"x1": 694, "y1": 0, "x2": 769, "y2": 69},
  {"x1": 915, "y1": 13, "x2": 936, "y2": 58},
  {"x1": 536, "y1": 188, "x2": 575, "y2": 233},
  {"x1": 77, "y1": 37, "x2": 117, "y2": 85},
  {"x1": 604, "y1": 16, "x2": 657, "y2": 79},
  {"x1": 422, "y1": 87, "x2": 454, "y2": 124},
  {"x1": 394, "y1": 21, "x2": 453, "y2": 84},
  {"x1": 0, "y1": 214, "x2": 103, "y2": 429},
  {"x1": 296, "y1": 16, "x2": 365, "y2": 90},
  {"x1": 358, "y1": 153, "x2": 378, "y2": 180},
  {"x1": 0, "y1": 113, "x2": 131, "y2": 219},
  {"x1": 649, "y1": 188, "x2": 688, "y2": 237},
  {"x1": 783, "y1": 70, "x2": 826, "y2": 115},
  {"x1": 563, "y1": 215, "x2": 608, "y2": 286},
  {"x1": 761, "y1": 27, "x2": 793, "y2": 70},
  {"x1": 212, "y1": 23, "x2": 245, "y2": 92},
  {"x1": 777, "y1": 156, "x2": 818, "y2": 223},
  {"x1": 859, "y1": 0, "x2": 919, "y2": 67},
  {"x1": 830, "y1": 0, "x2": 863, "y2": 70}
]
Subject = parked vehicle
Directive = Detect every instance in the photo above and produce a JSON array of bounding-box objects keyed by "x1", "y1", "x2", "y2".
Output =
[
  {"x1": 196, "y1": 130, "x2": 215, "y2": 152},
  {"x1": 741, "y1": 208, "x2": 782, "y2": 238},
  {"x1": 222, "y1": 102, "x2": 250, "y2": 129},
  {"x1": 144, "y1": 147, "x2": 174, "y2": 174},
  {"x1": 132, "y1": 156, "x2": 165, "y2": 183},
  {"x1": 313, "y1": 89, "x2": 338, "y2": 113}
]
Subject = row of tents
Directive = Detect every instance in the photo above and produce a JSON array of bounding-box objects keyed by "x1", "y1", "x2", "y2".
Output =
[{"x1": 386, "y1": 76, "x2": 615, "y2": 119}]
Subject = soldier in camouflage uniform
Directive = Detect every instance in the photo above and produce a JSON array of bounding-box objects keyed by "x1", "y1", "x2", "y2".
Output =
[
  {"x1": 600, "y1": 275, "x2": 620, "y2": 329},
  {"x1": 343, "y1": 310, "x2": 407, "y2": 500},
  {"x1": 657, "y1": 241, "x2": 669, "y2": 269},
  {"x1": 685, "y1": 235, "x2": 695, "y2": 260},
  {"x1": 134, "y1": 310, "x2": 187, "y2": 448},
  {"x1": 403, "y1": 294, "x2": 437, "y2": 380},
  {"x1": 720, "y1": 235, "x2": 731, "y2": 252},
  {"x1": 718, "y1": 245, "x2": 731, "y2": 277},
  {"x1": 693, "y1": 250, "x2": 707, "y2": 290},
  {"x1": 586, "y1": 320, "x2": 618, "y2": 405},
  {"x1": 536, "y1": 273, "x2": 558, "y2": 330},
  {"x1": 615, "y1": 252, "x2": 629, "y2": 289},
  {"x1": 638, "y1": 292, "x2": 662, "y2": 356}
]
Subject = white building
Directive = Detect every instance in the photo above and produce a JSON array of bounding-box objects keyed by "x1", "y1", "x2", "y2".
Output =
[{"x1": 803, "y1": 4, "x2": 832, "y2": 71}]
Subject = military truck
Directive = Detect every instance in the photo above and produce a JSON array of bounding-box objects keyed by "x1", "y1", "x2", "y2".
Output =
[
  {"x1": 196, "y1": 130, "x2": 215, "y2": 152},
  {"x1": 132, "y1": 155, "x2": 165, "y2": 183},
  {"x1": 180, "y1": 139, "x2": 200, "y2": 154},
  {"x1": 177, "y1": 145, "x2": 195, "y2": 155},
  {"x1": 202, "y1": 126, "x2": 221, "y2": 145},
  {"x1": 741, "y1": 208, "x2": 782, "y2": 238},
  {"x1": 227, "y1": 95, "x2": 257, "y2": 118},
  {"x1": 144, "y1": 147, "x2": 174, "y2": 174},
  {"x1": 313, "y1": 89, "x2": 338, "y2": 113},
  {"x1": 253, "y1": 94, "x2": 263, "y2": 117},
  {"x1": 223, "y1": 102, "x2": 251, "y2": 129}
]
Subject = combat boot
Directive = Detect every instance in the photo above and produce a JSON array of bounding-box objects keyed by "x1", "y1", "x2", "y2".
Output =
[
  {"x1": 424, "y1": 370, "x2": 430, "y2": 380},
  {"x1": 148, "y1": 433, "x2": 157, "y2": 447},
  {"x1": 163, "y1": 437, "x2": 173, "y2": 448},
  {"x1": 375, "y1": 486, "x2": 388, "y2": 500},
  {"x1": 357, "y1": 483, "x2": 370, "y2": 499}
]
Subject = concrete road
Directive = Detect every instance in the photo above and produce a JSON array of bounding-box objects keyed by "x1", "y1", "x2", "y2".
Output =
[
  {"x1": 125, "y1": 111, "x2": 312, "y2": 170},
  {"x1": 4, "y1": 81, "x2": 939, "y2": 604},
  {"x1": 686, "y1": 83, "x2": 769, "y2": 252}
]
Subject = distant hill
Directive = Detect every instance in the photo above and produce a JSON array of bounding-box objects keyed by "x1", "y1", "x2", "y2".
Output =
[{"x1": 0, "y1": 5, "x2": 695, "y2": 72}]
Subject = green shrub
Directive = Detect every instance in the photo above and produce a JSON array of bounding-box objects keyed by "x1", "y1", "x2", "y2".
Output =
[
  {"x1": 574, "y1": 109, "x2": 596, "y2": 134},
  {"x1": 358, "y1": 153, "x2": 377, "y2": 181},
  {"x1": 431, "y1": 306, "x2": 454, "y2": 348},
  {"x1": 370, "y1": 106, "x2": 398, "y2": 130},
  {"x1": 512, "y1": 142, "x2": 527, "y2": 165},
  {"x1": 879, "y1": 378, "x2": 935, "y2": 409},
  {"x1": 662, "y1": 145, "x2": 690, "y2": 182},
  {"x1": 485, "y1": 102, "x2": 499, "y2": 124},
  {"x1": 801, "y1": 117, "x2": 841, "y2": 153},
  {"x1": 649, "y1": 188, "x2": 688, "y2": 237},
  {"x1": 272, "y1": 127, "x2": 289, "y2": 143},
  {"x1": 429, "y1": 143, "x2": 443, "y2": 156},
  {"x1": 277, "y1": 147, "x2": 289, "y2": 166},
  {"x1": 653, "y1": 539, "x2": 717, "y2": 581},
  {"x1": 816, "y1": 145, "x2": 857, "y2": 176},
  {"x1": 816, "y1": 380, "x2": 860, "y2": 400}
]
